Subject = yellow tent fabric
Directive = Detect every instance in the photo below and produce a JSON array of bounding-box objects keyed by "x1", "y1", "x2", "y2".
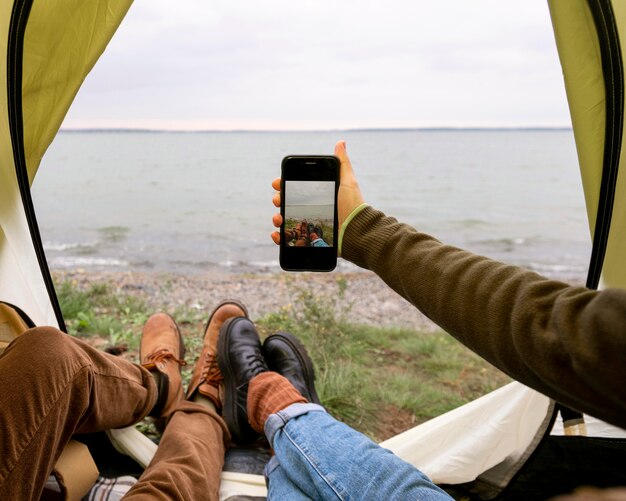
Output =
[
  {"x1": 0, "y1": 0, "x2": 132, "y2": 327},
  {"x1": 549, "y1": 0, "x2": 626, "y2": 289},
  {"x1": 22, "y1": 0, "x2": 133, "y2": 184}
]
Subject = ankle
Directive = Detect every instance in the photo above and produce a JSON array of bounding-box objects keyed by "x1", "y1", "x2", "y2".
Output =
[
  {"x1": 149, "y1": 369, "x2": 162, "y2": 389},
  {"x1": 247, "y1": 371, "x2": 307, "y2": 433},
  {"x1": 193, "y1": 393, "x2": 217, "y2": 412}
]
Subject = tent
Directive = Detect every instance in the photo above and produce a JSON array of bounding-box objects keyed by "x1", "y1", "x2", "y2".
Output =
[{"x1": 1, "y1": 0, "x2": 625, "y2": 498}]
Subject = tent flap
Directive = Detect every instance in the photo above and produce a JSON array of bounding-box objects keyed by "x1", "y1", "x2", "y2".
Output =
[{"x1": 0, "y1": 0, "x2": 132, "y2": 327}]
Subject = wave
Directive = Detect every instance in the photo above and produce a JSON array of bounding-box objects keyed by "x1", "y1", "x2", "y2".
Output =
[
  {"x1": 49, "y1": 256, "x2": 129, "y2": 268},
  {"x1": 526, "y1": 261, "x2": 587, "y2": 275},
  {"x1": 471, "y1": 237, "x2": 528, "y2": 247},
  {"x1": 44, "y1": 241, "x2": 97, "y2": 252}
]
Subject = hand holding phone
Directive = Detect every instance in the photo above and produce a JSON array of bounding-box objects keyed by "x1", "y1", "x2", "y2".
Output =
[{"x1": 279, "y1": 155, "x2": 340, "y2": 271}]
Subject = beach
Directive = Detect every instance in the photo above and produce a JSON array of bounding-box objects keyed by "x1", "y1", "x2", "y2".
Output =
[{"x1": 53, "y1": 269, "x2": 440, "y2": 331}]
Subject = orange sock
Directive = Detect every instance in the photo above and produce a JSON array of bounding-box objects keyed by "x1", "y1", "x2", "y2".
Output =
[{"x1": 247, "y1": 371, "x2": 307, "y2": 433}]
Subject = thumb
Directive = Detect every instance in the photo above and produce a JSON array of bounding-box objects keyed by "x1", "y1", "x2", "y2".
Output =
[
  {"x1": 334, "y1": 140, "x2": 357, "y2": 186},
  {"x1": 333, "y1": 140, "x2": 364, "y2": 229}
]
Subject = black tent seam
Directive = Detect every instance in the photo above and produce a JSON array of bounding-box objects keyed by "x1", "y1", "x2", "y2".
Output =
[
  {"x1": 585, "y1": 0, "x2": 624, "y2": 290},
  {"x1": 7, "y1": 0, "x2": 67, "y2": 332},
  {"x1": 499, "y1": 1, "x2": 624, "y2": 494},
  {"x1": 556, "y1": 0, "x2": 624, "y2": 437}
]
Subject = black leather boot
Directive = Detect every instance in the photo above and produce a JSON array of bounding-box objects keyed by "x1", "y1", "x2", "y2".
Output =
[
  {"x1": 217, "y1": 316, "x2": 268, "y2": 444},
  {"x1": 263, "y1": 331, "x2": 321, "y2": 405}
]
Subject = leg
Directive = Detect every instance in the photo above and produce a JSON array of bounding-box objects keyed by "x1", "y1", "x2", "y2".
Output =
[
  {"x1": 126, "y1": 302, "x2": 245, "y2": 500},
  {"x1": 264, "y1": 456, "x2": 312, "y2": 501},
  {"x1": 124, "y1": 400, "x2": 230, "y2": 501},
  {"x1": 219, "y1": 323, "x2": 450, "y2": 499},
  {"x1": 251, "y1": 331, "x2": 449, "y2": 500},
  {"x1": 264, "y1": 403, "x2": 452, "y2": 500},
  {"x1": 0, "y1": 327, "x2": 157, "y2": 499}
]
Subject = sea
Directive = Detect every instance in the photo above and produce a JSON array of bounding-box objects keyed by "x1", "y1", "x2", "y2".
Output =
[{"x1": 31, "y1": 129, "x2": 592, "y2": 280}]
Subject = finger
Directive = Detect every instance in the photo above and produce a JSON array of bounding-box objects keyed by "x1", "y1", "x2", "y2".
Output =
[
  {"x1": 333, "y1": 139, "x2": 365, "y2": 228},
  {"x1": 272, "y1": 213, "x2": 283, "y2": 227},
  {"x1": 271, "y1": 231, "x2": 280, "y2": 245},
  {"x1": 272, "y1": 192, "x2": 281, "y2": 207},
  {"x1": 334, "y1": 140, "x2": 355, "y2": 178},
  {"x1": 272, "y1": 177, "x2": 281, "y2": 190},
  {"x1": 334, "y1": 140, "x2": 349, "y2": 167}
]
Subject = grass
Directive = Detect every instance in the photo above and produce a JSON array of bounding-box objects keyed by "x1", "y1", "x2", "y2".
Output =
[
  {"x1": 285, "y1": 217, "x2": 335, "y2": 246},
  {"x1": 56, "y1": 280, "x2": 149, "y2": 351},
  {"x1": 56, "y1": 277, "x2": 509, "y2": 442}
]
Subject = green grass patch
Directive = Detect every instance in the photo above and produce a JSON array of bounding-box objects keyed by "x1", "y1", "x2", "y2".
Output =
[
  {"x1": 56, "y1": 278, "x2": 509, "y2": 442},
  {"x1": 256, "y1": 287, "x2": 509, "y2": 440},
  {"x1": 57, "y1": 280, "x2": 149, "y2": 352}
]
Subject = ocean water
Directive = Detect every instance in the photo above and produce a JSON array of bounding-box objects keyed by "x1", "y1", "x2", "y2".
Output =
[
  {"x1": 31, "y1": 129, "x2": 591, "y2": 279},
  {"x1": 286, "y1": 205, "x2": 334, "y2": 221}
]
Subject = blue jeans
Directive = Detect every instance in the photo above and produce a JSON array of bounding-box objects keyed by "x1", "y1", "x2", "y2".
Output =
[{"x1": 264, "y1": 403, "x2": 452, "y2": 500}]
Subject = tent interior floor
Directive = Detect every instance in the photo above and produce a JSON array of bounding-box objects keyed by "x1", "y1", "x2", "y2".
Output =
[{"x1": 74, "y1": 430, "x2": 626, "y2": 500}]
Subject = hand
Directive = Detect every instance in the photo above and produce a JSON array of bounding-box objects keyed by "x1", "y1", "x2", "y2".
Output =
[{"x1": 271, "y1": 140, "x2": 365, "y2": 246}]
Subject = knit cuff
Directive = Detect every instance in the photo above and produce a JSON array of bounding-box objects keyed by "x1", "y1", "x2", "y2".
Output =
[{"x1": 338, "y1": 203, "x2": 368, "y2": 256}]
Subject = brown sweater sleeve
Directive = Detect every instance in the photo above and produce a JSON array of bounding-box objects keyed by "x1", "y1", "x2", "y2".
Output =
[{"x1": 342, "y1": 206, "x2": 626, "y2": 429}]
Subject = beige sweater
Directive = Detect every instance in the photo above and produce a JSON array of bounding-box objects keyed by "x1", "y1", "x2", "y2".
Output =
[{"x1": 342, "y1": 206, "x2": 626, "y2": 430}]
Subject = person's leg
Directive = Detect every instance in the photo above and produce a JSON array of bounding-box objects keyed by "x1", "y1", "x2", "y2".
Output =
[
  {"x1": 263, "y1": 456, "x2": 312, "y2": 501},
  {"x1": 251, "y1": 332, "x2": 452, "y2": 500},
  {"x1": 127, "y1": 301, "x2": 244, "y2": 500},
  {"x1": 262, "y1": 400, "x2": 451, "y2": 500},
  {"x1": 0, "y1": 327, "x2": 157, "y2": 499},
  {"x1": 124, "y1": 400, "x2": 230, "y2": 500}
]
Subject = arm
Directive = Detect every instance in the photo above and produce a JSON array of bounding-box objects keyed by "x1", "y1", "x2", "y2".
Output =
[{"x1": 342, "y1": 205, "x2": 626, "y2": 429}]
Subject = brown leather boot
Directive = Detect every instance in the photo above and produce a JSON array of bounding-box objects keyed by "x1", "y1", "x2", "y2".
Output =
[
  {"x1": 186, "y1": 300, "x2": 248, "y2": 411},
  {"x1": 140, "y1": 313, "x2": 187, "y2": 420}
]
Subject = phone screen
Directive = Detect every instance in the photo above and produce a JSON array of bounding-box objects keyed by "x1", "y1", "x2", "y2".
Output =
[
  {"x1": 280, "y1": 156, "x2": 339, "y2": 271},
  {"x1": 284, "y1": 180, "x2": 335, "y2": 248}
]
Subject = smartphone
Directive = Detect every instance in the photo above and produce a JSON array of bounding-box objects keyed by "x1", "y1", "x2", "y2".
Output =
[{"x1": 280, "y1": 155, "x2": 340, "y2": 272}]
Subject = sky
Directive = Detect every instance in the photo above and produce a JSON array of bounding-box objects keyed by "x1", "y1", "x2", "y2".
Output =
[
  {"x1": 285, "y1": 181, "x2": 336, "y2": 206},
  {"x1": 61, "y1": 0, "x2": 572, "y2": 131}
]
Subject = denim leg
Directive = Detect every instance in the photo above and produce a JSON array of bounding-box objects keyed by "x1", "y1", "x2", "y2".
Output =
[
  {"x1": 264, "y1": 403, "x2": 452, "y2": 501},
  {"x1": 265, "y1": 456, "x2": 312, "y2": 501}
]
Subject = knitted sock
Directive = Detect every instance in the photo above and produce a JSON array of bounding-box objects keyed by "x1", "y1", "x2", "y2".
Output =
[{"x1": 247, "y1": 371, "x2": 307, "y2": 434}]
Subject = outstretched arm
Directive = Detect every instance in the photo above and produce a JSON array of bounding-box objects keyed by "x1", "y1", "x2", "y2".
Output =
[{"x1": 271, "y1": 141, "x2": 626, "y2": 429}]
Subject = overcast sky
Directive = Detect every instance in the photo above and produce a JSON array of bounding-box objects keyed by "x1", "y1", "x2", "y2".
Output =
[
  {"x1": 285, "y1": 181, "x2": 335, "y2": 206},
  {"x1": 61, "y1": 1, "x2": 571, "y2": 131}
]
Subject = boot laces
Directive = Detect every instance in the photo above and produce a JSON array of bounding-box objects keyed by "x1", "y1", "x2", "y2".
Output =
[
  {"x1": 244, "y1": 351, "x2": 267, "y2": 377},
  {"x1": 201, "y1": 352, "x2": 223, "y2": 387},
  {"x1": 145, "y1": 348, "x2": 187, "y2": 367}
]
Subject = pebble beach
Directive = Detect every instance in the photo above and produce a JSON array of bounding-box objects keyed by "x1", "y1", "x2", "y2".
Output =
[{"x1": 53, "y1": 269, "x2": 441, "y2": 332}]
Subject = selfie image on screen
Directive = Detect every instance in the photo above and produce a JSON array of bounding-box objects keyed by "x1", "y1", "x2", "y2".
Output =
[{"x1": 284, "y1": 181, "x2": 335, "y2": 248}]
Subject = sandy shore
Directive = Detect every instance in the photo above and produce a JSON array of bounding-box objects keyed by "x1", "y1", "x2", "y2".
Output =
[{"x1": 53, "y1": 269, "x2": 441, "y2": 332}]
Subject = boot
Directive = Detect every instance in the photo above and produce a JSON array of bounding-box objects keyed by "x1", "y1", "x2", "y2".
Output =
[
  {"x1": 186, "y1": 300, "x2": 248, "y2": 411},
  {"x1": 218, "y1": 317, "x2": 269, "y2": 444},
  {"x1": 140, "y1": 313, "x2": 187, "y2": 420},
  {"x1": 263, "y1": 332, "x2": 321, "y2": 404}
]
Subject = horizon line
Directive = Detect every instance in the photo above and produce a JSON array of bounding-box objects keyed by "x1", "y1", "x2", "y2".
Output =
[{"x1": 59, "y1": 126, "x2": 573, "y2": 134}]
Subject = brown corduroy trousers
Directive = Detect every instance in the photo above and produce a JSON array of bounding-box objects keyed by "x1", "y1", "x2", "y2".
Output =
[{"x1": 0, "y1": 327, "x2": 229, "y2": 500}]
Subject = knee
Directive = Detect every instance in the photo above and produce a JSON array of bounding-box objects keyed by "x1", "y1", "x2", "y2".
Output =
[
  {"x1": 1, "y1": 327, "x2": 93, "y2": 395},
  {"x1": 9, "y1": 327, "x2": 78, "y2": 363}
]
